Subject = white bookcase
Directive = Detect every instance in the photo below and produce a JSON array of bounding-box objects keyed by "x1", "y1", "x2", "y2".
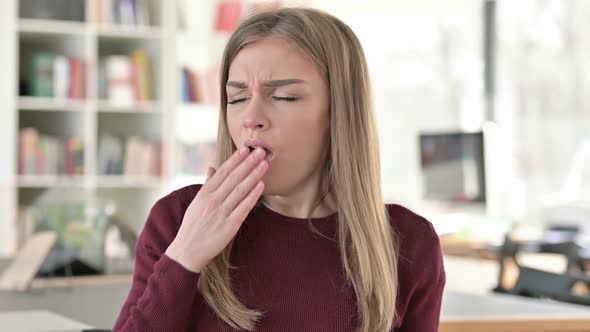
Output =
[{"x1": 0, "y1": 0, "x2": 226, "y2": 257}]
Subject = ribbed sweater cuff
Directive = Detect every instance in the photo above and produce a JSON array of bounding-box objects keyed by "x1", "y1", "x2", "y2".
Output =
[{"x1": 155, "y1": 253, "x2": 201, "y2": 290}]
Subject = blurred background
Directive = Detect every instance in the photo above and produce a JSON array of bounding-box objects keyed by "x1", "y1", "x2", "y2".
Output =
[{"x1": 0, "y1": 0, "x2": 589, "y2": 331}]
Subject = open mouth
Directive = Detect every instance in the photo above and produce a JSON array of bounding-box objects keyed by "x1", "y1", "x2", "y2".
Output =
[{"x1": 248, "y1": 145, "x2": 274, "y2": 162}]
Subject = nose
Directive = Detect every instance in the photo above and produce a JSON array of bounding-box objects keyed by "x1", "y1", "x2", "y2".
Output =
[{"x1": 242, "y1": 97, "x2": 270, "y2": 130}]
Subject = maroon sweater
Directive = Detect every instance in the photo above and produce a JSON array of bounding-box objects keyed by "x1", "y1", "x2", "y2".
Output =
[{"x1": 113, "y1": 184, "x2": 445, "y2": 331}]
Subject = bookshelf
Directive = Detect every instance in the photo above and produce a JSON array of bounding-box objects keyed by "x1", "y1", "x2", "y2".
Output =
[
  {"x1": 0, "y1": 0, "x2": 289, "y2": 258},
  {"x1": 0, "y1": 0, "x2": 188, "y2": 257}
]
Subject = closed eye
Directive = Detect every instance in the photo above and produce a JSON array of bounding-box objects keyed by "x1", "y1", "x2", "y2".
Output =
[
  {"x1": 228, "y1": 96, "x2": 298, "y2": 104},
  {"x1": 227, "y1": 98, "x2": 249, "y2": 105},
  {"x1": 272, "y1": 96, "x2": 298, "y2": 102}
]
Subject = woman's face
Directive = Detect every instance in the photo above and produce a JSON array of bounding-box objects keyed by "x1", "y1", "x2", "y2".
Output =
[{"x1": 226, "y1": 37, "x2": 330, "y2": 195}]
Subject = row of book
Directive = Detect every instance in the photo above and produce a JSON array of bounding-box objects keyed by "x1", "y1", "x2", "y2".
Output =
[
  {"x1": 19, "y1": 0, "x2": 85, "y2": 22},
  {"x1": 27, "y1": 53, "x2": 86, "y2": 99},
  {"x1": 180, "y1": 67, "x2": 204, "y2": 104},
  {"x1": 98, "y1": 134, "x2": 162, "y2": 177},
  {"x1": 19, "y1": 128, "x2": 84, "y2": 176},
  {"x1": 180, "y1": 66, "x2": 220, "y2": 105},
  {"x1": 99, "y1": 51, "x2": 153, "y2": 106},
  {"x1": 176, "y1": 141, "x2": 217, "y2": 176},
  {"x1": 95, "y1": 0, "x2": 153, "y2": 26}
]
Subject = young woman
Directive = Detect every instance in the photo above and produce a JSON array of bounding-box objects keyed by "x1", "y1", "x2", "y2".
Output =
[{"x1": 114, "y1": 7, "x2": 445, "y2": 332}]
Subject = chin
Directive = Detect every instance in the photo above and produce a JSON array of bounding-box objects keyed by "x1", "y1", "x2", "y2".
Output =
[{"x1": 261, "y1": 173, "x2": 280, "y2": 195}]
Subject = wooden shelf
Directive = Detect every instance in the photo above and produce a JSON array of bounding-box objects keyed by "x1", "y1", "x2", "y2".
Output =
[
  {"x1": 95, "y1": 175, "x2": 163, "y2": 188},
  {"x1": 95, "y1": 24, "x2": 163, "y2": 39},
  {"x1": 18, "y1": 18, "x2": 87, "y2": 36},
  {"x1": 17, "y1": 175, "x2": 86, "y2": 188},
  {"x1": 18, "y1": 96, "x2": 88, "y2": 112},
  {"x1": 97, "y1": 100, "x2": 162, "y2": 114}
]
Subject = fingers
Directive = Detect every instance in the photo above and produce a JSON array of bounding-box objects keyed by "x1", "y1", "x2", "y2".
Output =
[
  {"x1": 206, "y1": 166, "x2": 217, "y2": 181},
  {"x1": 204, "y1": 146, "x2": 249, "y2": 192},
  {"x1": 227, "y1": 180, "x2": 265, "y2": 232},
  {"x1": 213, "y1": 147, "x2": 267, "y2": 203},
  {"x1": 222, "y1": 157, "x2": 268, "y2": 213}
]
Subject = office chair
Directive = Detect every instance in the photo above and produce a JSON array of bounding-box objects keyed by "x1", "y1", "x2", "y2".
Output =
[{"x1": 493, "y1": 227, "x2": 590, "y2": 306}]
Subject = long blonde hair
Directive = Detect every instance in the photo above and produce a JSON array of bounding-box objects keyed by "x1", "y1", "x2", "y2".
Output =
[{"x1": 198, "y1": 7, "x2": 398, "y2": 332}]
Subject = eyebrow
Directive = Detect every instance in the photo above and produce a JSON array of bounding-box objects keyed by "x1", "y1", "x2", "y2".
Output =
[{"x1": 226, "y1": 79, "x2": 305, "y2": 89}]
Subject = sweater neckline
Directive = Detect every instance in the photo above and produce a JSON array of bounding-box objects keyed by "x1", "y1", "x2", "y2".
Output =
[{"x1": 256, "y1": 201, "x2": 338, "y2": 224}]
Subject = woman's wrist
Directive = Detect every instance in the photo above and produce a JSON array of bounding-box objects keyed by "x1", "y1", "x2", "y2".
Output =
[{"x1": 165, "y1": 240, "x2": 205, "y2": 273}]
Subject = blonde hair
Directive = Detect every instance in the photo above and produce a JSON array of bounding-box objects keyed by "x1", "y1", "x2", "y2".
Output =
[{"x1": 198, "y1": 7, "x2": 398, "y2": 332}]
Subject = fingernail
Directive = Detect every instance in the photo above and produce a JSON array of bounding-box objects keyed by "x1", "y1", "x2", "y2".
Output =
[{"x1": 255, "y1": 147, "x2": 265, "y2": 157}]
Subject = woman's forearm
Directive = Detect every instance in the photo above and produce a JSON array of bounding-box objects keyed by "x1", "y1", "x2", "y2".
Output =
[{"x1": 113, "y1": 253, "x2": 201, "y2": 332}]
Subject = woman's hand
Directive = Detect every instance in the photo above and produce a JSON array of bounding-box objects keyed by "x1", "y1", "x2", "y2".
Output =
[{"x1": 165, "y1": 146, "x2": 269, "y2": 273}]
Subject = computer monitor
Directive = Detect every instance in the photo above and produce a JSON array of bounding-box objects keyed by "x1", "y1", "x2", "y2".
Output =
[{"x1": 419, "y1": 131, "x2": 486, "y2": 204}]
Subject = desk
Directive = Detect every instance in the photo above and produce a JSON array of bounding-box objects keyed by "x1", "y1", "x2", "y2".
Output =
[
  {"x1": 0, "y1": 310, "x2": 92, "y2": 332},
  {"x1": 441, "y1": 292, "x2": 590, "y2": 332},
  {"x1": 1, "y1": 277, "x2": 590, "y2": 331},
  {"x1": 0, "y1": 281, "x2": 131, "y2": 329}
]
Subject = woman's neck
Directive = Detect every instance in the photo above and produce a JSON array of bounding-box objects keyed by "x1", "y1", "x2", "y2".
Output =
[{"x1": 261, "y1": 189, "x2": 336, "y2": 220}]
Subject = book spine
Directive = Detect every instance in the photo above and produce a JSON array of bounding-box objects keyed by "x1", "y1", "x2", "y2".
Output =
[
  {"x1": 181, "y1": 68, "x2": 189, "y2": 103},
  {"x1": 68, "y1": 57, "x2": 80, "y2": 99},
  {"x1": 19, "y1": 128, "x2": 39, "y2": 175},
  {"x1": 53, "y1": 56, "x2": 69, "y2": 99},
  {"x1": 131, "y1": 50, "x2": 151, "y2": 102},
  {"x1": 30, "y1": 53, "x2": 55, "y2": 97},
  {"x1": 106, "y1": 56, "x2": 134, "y2": 106},
  {"x1": 38, "y1": 136, "x2": 48, "y2": 175}
]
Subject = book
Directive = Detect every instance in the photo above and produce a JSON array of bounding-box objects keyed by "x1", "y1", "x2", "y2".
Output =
[
  {"x1": 181, "y1": 68, "x2": 191, "y2": 102},
  {"x1": 123, "y1": 136, "x2": 141, "y2": 176},
  {"x1": 53, "y1": 56, "x2": 69, "y2": 99},
  {"x1": 131, "y1": 50, "x2": 152, "y2": 101},
  {"x1": 215, "y1": 1, "x2": 242, "y2": 33},
  {"x1": 136, "y1": 0, "x2": 151, "y2": 26},
  {"x1": 98, "y1": 134, "x2": 124, "y2": 175},
  {"x1": 104, "y1": 51, "x2": 152, "y2": 106},
  {"x1": 180, "y1": 67, "x2": 215, "y2": 104},
  {"x1": 189, "y1": 69, "x2": 202, "y2": 103},
  {"x1": 100, "y1": 135, "x2": 160, "y2": 176},
  {"x1": 105, "y1": 56, "x2": 134, "y2": 106},
  {"x1": 19, "y1": 0, "x2": 85, "y2": 21},
  {"x1": 19, "y1": 128, "x2": 39, "y2": 175},
  {"x1": 109, "y1": 0, "x2": 151, "y2": 26},
  {"x1": 30, "y1": 53, "x2": 56, "y2": 98},
  {"x1": 68, "y1": 57, "x2": 85, "y2": 99},
  {"x1": 28, "y1": 53, "x2": 86, "y2": 99},
  {"x1": 178, "y1": 141, "x2": 217, "y2": 175},
  {"x1": 18, "y1": 128, "x2": 84, "y2": 176},
  {"x1": 65, "y1": 136, "x2": 84, "y2": 175}
]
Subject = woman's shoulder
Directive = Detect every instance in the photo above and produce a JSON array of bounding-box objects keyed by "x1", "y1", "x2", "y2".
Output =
[
  {"x1": 150, "y1": 183, "x2": 203, "y2": 219},
  {"x1": 384, "y1": 204, "x2": 446, "y2": 325},
  {"x1": 385, "y1": 203, "x2": 437, "y2": 240},
  {"x1": 137, "y1": 184, "x2": 204, "y2": 251},
  {"x1": 384, "y1": 203, "x2": 443, "y2": 273}
]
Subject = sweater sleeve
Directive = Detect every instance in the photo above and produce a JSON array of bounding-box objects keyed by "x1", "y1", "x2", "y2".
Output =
[
  {"x1": 113, "y1": 188, "x2": 202, "y2": 332},
  {"x1": 396, "y1": 222, "x2": 446, "y2": 332}
]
